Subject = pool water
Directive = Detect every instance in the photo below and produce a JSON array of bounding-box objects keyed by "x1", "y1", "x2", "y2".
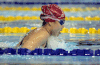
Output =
[
  {"x1": 0, "y1": 55, "x2": 99, "y2": 64},
  {"x1": 0, "y1": 4, "x2": 100, "y2": 64}
]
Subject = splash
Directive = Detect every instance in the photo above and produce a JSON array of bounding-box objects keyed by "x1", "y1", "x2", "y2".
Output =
[{"x1": 47, "y1": 36, "x2": 79, "y2": 51}]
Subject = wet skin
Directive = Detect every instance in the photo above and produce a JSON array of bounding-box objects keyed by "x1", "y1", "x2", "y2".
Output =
[{"x1": 16, "y1": 21, "x2": 64, "y2": 50}]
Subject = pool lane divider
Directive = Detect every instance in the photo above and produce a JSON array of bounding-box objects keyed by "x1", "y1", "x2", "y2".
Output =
[
  {"x1": 1, "y1": 48, "x2": 100, "y2": 56},
  {"x1": 0, "y1": 6, "x2": 99, "y2": 11},
  {"x1": 0, "y1": 16, "x2": 100, "y2": 22},
  {"x1": 0, "y1": 27, "x2": 100, "y2": 34},
  {"x1": 0, "y1": 2, "x2": 100, "y2": 5}
]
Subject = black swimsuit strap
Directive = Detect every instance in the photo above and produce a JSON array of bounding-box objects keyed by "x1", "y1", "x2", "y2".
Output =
[
  {"x1": 44, "y1": 41, "x2": 47, "y2": 48},
  {"x1": 20, "y1": 35, "x2": 27, "y2": 45},
  {"x1": 20, "y1": 39, "x2": 23, "y2": 45}
]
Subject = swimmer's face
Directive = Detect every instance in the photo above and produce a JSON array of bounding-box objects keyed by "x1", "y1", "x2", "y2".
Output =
[{"x1": 50, "y1": 20, "x2": 64, "y2": 36}]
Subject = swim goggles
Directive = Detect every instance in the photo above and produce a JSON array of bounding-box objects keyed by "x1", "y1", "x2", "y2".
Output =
[
  {"x1": 59, "y1": 20, "x2": 65, "y2": 25},
  {"x1": 41, "y1": 16, "x2": 65, "y2": 25}
]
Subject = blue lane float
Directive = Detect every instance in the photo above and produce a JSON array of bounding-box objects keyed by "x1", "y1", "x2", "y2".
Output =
[
  {"x1": 0, "y1": 48, "x2": 4, "y2": 55},
  {"x1": 84, "y1": 49, "x2": 93, "y2": 56},
  {"x1": 29, "y1": 48, "x2": 42, "y2": 55},
  {"x1": 0, "y1": 2, "x2": 100, "y2": 5},
  {"x1": 77, "y1": 49, "x2": 85, "y2": 56},
  {"x1": 0, "y1": 48, "x2": 95, "y2": 56},
  {"x1": 69, "y1": 49, "x2": 77, "y2": 56},
  {"x1": 5, "y1": 48, "x2": 16, "y2": 55},
  {"x1": 43, "y1": 49, "x2": 57, "y2": 56},
  {"x1": 95, "y1": 49, "x2": 100, "y2": 56},
  {"x1": 69, "y1": 49, "x2": 93, "y2": 56},
  {"x1": 55, "y1": 49, "x2": 68, "y2": 56},
  {"x1": 18, "y1": 48, "x2": 31, "y2": 55}
]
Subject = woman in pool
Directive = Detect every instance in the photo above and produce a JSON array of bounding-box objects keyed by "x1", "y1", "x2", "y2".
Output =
[{"x1": 16, "y1": 4, "x2": 65, "y2": 50}]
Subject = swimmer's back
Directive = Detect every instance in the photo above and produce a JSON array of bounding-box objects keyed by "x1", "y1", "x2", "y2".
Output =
[
  {"x1": 16, "y1": 28, "x2": 37, "y2": 48},
  {"x1": 16, "y1": 27, "x2": 49, "y2": 50}
]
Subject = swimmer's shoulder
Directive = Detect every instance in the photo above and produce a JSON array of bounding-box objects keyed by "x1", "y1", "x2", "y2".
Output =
[
  {"x1": 27, "y1": 27, "x2": 38, "y2": 35},
  {"x1": 29, "y1": 27, "x2": 42, "y2": 32},
  {"x1": 16, "y1": 28, "x2": 38, "y2": 47},
  {"x1": 29, "y1": 27, "x2": 44, "y2": 34},
  {"x1": 22, "y1": 27, "x2": 43, "y2": 40}
]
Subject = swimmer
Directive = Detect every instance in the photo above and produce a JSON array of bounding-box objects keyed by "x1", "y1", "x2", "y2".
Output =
[{"x1": 16, "y1": 4, "x2": 65, "y2": 50}]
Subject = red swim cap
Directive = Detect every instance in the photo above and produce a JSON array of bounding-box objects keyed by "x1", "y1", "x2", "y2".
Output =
[{"x1": 40, "y1": 4, "x2": 65, "y2": 22}]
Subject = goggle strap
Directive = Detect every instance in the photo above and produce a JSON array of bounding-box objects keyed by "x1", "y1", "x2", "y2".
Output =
[{"x1": 41, "y1": 16, "x2": 60, "y2": 21}]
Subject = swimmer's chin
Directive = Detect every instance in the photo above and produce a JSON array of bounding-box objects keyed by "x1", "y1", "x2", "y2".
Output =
[
  {"x1": 51, "y1": 34, "x2": 59, "y2": 37},
  {"x1": 51, "y1": 32, "x2": 61, "y2": 37}
]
